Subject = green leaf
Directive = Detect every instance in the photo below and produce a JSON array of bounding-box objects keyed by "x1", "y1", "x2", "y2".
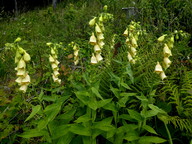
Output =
[
  {"x1": 120, "y1": 82, "x2": 131, "y2": 90},
  {"x1": 110, "y1": 85, "x2": 120, "y2": 98},
  {"x1": 138, "y1": 136, "x2": 167, "y2": 144},
  {"x1": 44, "y1": 103, "x2": 62, "y2": 122},
  {"x1": 75, "y1": 114, "x2": 91, "y2": 123},
  {"x1": 75, "y1": 91, "x2": 90, "y2": 105},
  {"x1": 148, "y1": 104, "x2": 167, "y2": 114},
  {"x1": 128, "y1": 109, "x2": 143, "y2": 121},
  {"x1": 97, "y1": 98, "x2": 112, "y2": 108},
  {"x1": 20, "y1": 129, "x2": 47, "y2": 138},
  {"x1": 25, "y1": 105, "x2": 41, "y2": 122},
  {"x1": 120, "y1": 92, "x2": 137, "y2": 97},
  {"x1": 142, "y1": 125, "x2": 158, "y2": 135},
  {"x1": 52, "y1": 125, "x2": 70, "y2": 139},
  {"x1": 103, "y1": 102, "x2": 117, "y2": 112},
  {"x1": 145, "y1": 110, "x2": 158, "y2": 118},
  {"x1": 125, "y1": 64, "x2": 134, "y2": 83},
  {"x1": 57, "y1": 109, "x2": 76, "y2": 120},
  {"x1": 70, "y1": 124, "x2": 91, "y2": 136},
  {"x1": 57, "y1": 132, "x2": 74, "y2": 144},
  {"x1": 93, "y1": 117, "x2": 115, "y2": 131},
  {"x1": 91, "y1": 87, "x2": 103, "y2": 100},
  {"x1": 88, "y1": 98, "x2": 98, "y2": 110},
  {"x1": 124, "y1": 130, "x2": 139, "y2": 141}
]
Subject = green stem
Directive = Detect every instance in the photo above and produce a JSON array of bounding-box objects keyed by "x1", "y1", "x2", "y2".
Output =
[{"x1": 164, "y1": 122, "x2": 173, "y2": 144}]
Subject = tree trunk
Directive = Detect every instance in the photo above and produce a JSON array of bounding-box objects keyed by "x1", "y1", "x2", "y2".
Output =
[{"x1": 53, "y1": 0, "x2": 57, "y2": 9}]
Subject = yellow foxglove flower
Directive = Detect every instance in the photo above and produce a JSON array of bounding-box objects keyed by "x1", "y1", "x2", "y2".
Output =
[
  {"x1": 15, "y1": 77, "x2": 22, "y2": 84},
  {"x1": 91, "y1": 53, "x2": 98, "y2": 64},
  {"x1": 167, "y1": 41, "x2": 174, "y2": 49},
  {"x1": 19, "y1": 85, "x2": 28, "y2": 93},
  {"x1": 22, "y1": 74, "x2": 31, "y2": 84},
  {"x1": 74, "y1": 59, "x2": 79, "y2": 65},
  {"x1": 17, "y1": 59, "x2": 26, "y2": 69},
  {"x1": 89, "y1": 17, "x2": 96, "y2": 26},
  {"x1": 130, "y1": 47, "x2": 137, "y2": 57},
  {"x1": 128, "y1": 52, "x2": 135, "y2": 64},
  {"x1": 23, "y1": 52, "x2": 31, "y2": 62},
  {"x1": 55, "y1": 60, "x2": 59, "y2": 65},
  {"x1": 51, "y1": 63, "x2": 58, "y2": 69},
  {"x1": 98, "y1": 41, "x2": 105, "y2": 48},
  {"x1": 99, "y1": 23, "x2": 105, "y2": 31},
  {"x1": 99, "y1": 15, "x2": 103, "y2": 22},
  {"x1": 46, "y1": 42, "x2": 52, "y2": 46},
  {"x1": 52, "y1": 74, "x2": 58, "y2": 81},
  {"x1": 51, "y1": 48, "x2": 56, "y2": 55},
  {"x1": 53, "y1": 70, "x2": 60, "y2": 76},
  {"x1": 157, "y1": 34, "x2": 167, "y2": 42},
  {"x1": 73, "y1": 44, "x2": 78, "y2": 50},
  {"x1": 163, "y1": 57, "x2": 172, "y2": 69},
  {"x1": 154, "y1": 62, "x2": 163, "y2": 74},
  {"x1": 96, "y1": 52, "x2": 103, "y2": 62},
  {"x1": 163, "y1": 44, "x2": 172, "y2": 57},
  {"x1": 95, "y1": 23, "x2": 102, "y2": 33},
  {"x1": 18, "y1": 47, "x2": 24, "y2": 54},
  {"x1": 160, "y1": 71, "x2": 167, "y2": 80},
  {"x1": 126, "y1": 37, "x2": 130, "y2": 44},
  {"x1": 55, "y1": 79, "x2": 61, "y2": 84},
  {"x1": 14, "y1": 37, "x2": 21, "y2": 43},
  {"x1": 74, "y1": 50, "x2": 79, "y2": 57},
  {"x1": 123, "y1": 29, "x2": 128, "y2": 36},
  {"x1": 89, "y1": 33, "x2": 97, "y2": 45},
  {"x1": 49, "y1": 55, "x2": 55, "y2": 63},
  {"x1": 131, "y1": 37, "x2": 137, "y2": 47},
  {"x1": 94, "y1": 44, "x2": 101, "y2": 52},
  {"x1": 16, "y1": 69, "x2": 26, "y2": 76},
  {"x1": 97, "y1": 33, "x2": 104, "y2": 41}
]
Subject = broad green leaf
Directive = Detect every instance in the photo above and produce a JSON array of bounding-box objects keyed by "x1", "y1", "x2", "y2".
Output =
[
  {"x1": 119, "y1": 114, "x2": 132, "y2": 121},
  {"x1": 128, "y1": 109, "x2": 143, "y2": 121},
  {"x1": 117, "y1": 97, "x2": 129, "y2": 107},
  {"x1": 148, "y1": 104, "x2": 167, "y2": 114},
  {"x1": 120, "y1": 92, "x2": 137, "y2": 97},
  {"x1": 44, "y1": 103, "x2": 62, "y2": 122},
  {"x1": 142, "y1": 125, "x2": 158, "y2": 135},
  {"x1": 75, "y1": 91, "x2": 90, "y2": 104},
  {"x1": 103, "y1": 102, "x2": 117, "y2": 112},
  {"x1": 25, "y1": 105, "x2": 41, "y2": 122},
  {"x1": 74, "y1": 114, "x2": 91, "y2": 123},
  {"x1": 57, "y1": 109, "x2": 76, "y2": 120},
  {"x1": 145, "y1": 110, "x2": 158, "y2": 118},
  {"x1": 52, "y1": 125, "x2": 70, "y2": 139},
  {"x1": 57, "y1": 132, "x2": 74, "y2": 144},
  {"x1": 93, "y1": 117, "x2": 115, "y2": 131},
  {"x1": 82, "y1": 136, "x2": 96, "y2": 144},
  {"x1": 138, "y1": 136, "x2": 167, "y2": 144},
  {"x1": 37, "y1": 119, "x2": 49, "y2": 130},
  {"x1": 88, "y1": 98, "x2": 98, "y2": 110},
  {"x1": 70, "y1": 124, "x2": 91, "y2": 136},
  {"x1": 20, "y1": 129, "x2": 47, "y2": 138},
  {"x1": 124, "y1": 130, "x2": 139, "y2": 141},
  {"x1": 120, "y1": 82, "x2": 131, "y2": 90},
  {"x1": 97, "y1": 98, "x2": 112, "y2": 108},
  {"x1": 110, "y1": 85, "x2": 120, "y2": 98},
  {"x1": 91, "y1": 87, "x2": 103, "y2": 100}
]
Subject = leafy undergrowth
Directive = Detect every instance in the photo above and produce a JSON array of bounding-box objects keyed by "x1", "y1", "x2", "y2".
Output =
[{"x1": 0, "y1": 0, "x2": 192, "y2": 144}]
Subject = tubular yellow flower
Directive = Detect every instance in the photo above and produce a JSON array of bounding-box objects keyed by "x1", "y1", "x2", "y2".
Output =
[
  {"x1": 49, "y1": 55, "x2": 55, "y2": 63},
  {"x1": 163, "y1": 44, "x2": 172, "y2": 57},
  {"x1": 98, "y1": 41, "x2": 105, "y2": 48},
  {"x1": 95, "y1": 23, "x2": 102, "y2": 34},
  {"x1": 123, "y1": 28, "x2": 128, "y2": 36},
  {"x1": 157, "y1": 34, "x2": 167, "y2": 42},
  {"x1": 91, "y1": 53, "x2": 98, "y2": 64},
  {"x1": 19, "y1": 85, "x2": 28, "y2": 93},
  {"x1": 99, "y1": 15, "x2": 103, "y2": 22},
  {"x1": 53, "y1": 70, "x2": 60, "y2": 76},
  {"x1": 96, "y1": 52, "x2": 103, "y2": 62},
  {"x1": 16, "y1": 69, "x2": 26, "y2": 76},
  {"x1": 163, "y1": 57, "x2": 172, "y2": 69},
  {"x1": 23, "y1": 52, "x2": 31, "y2": 62},
  {"x1": 130, "y1": 47, "x2": 137, "y2": 57},
  {"x1": 15, "y1": 77, "x2": 22, "y2": 85},
  {"x1": 74, "y1": 50, "x2": 79, "y2": 57},
  {"x1": 89, "y1": 33, "x2": 97, "y2": 45},
  {"x1": 74, "y1": 59, "x2": 79, "y2": 65},
  {"x1": 14, "y1": 37, "x2": 21, "y2": 43},
  {"x1": 94, "y1": 44, "x2": 101, "y2": 52},
  {"x1": 128, "y1": 52, "x2": 135, "y2": 64},
  {"x1": 89, "y1": 17, "x2": 96, "y2": 26},
  {"x1": 17, "y1": 59, "x2": 26, "y2": 69},
  {"x1": 97, "y1": 33, "x2": 104, "y2": 41},
  {"x1": 126, "y1": 37, "x2": 130, "y2": 44},
  {"x1": 131, "y1": 37, "x2": 137, "y2": 47},
  {"x1": 154, "y1": 62, "x2": 163, "y2": 74},
  {"x1": 21, "y1": 74, "x2": 31, "y2": 84},
  {"x1": 51, "y1": 63, "x2": 58, "y2": 70},
  {"x1": 160, "y1": 71, "x2": 167, "y2": 80}
]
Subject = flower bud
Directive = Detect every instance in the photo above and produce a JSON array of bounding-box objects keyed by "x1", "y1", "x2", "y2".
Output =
[
  {"x1": 103, "y1": 5, "x2": 108, "y2": 11},
  {"x1": 89, "y1": 17, "x2": 96, "y2": 26},
  {"x1": 157, "y1": 34, "x2": 167, "y2": 42},
  {"x1": 46, "y1": 42, "x2": 52, "y2": 46},
  {"x1": 95, "y1": 23, "x2": 102, "y2": 34},
  {"x1": 23, "y1": 52, "x2": 31, "y2": 62},
  {"x1": 14, "y1": 37, "x2": 21, "y2": 43}
]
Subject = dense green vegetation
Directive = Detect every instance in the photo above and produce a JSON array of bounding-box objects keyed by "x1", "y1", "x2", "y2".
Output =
[{"x1": 0, "y1": 0, "x2": 192, "y2": 143}]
